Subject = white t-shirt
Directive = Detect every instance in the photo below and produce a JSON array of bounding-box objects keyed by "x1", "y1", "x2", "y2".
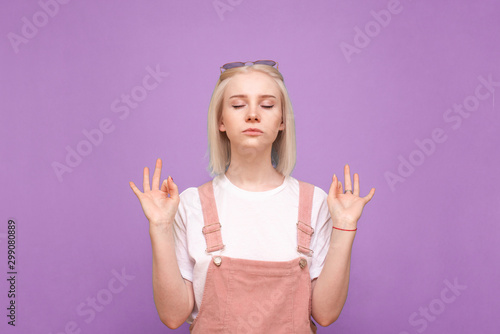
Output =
[{"x1": 173, "y1": 173, "x2": 333, "y2": 324}]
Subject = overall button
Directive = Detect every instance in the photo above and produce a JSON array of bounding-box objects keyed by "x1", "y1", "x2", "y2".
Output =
[
  {"x1": 213, "y1": 256, "x2": 222, "y2": 267},
  {"x1": 299, "y1": 258, "x2": 307, "y2": 269}
]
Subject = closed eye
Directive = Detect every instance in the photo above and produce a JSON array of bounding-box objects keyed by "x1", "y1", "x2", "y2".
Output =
[{"x1": 232, "y1": 105, "x2": 274, "y2": 109}]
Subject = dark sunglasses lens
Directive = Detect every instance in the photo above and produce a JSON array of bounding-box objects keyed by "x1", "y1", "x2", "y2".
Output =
[
  {"x1": 223, "y1": 62, "x2": 245, "y2": 70},
  {"x1": 255, "y1": 60, "x2": 276, "y2": 67}
]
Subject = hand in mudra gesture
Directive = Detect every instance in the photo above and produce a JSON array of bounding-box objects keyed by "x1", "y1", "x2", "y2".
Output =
[
  {"x1": 327, "y1": 164, "x2": 375, "y2": 229},
  {"x1": 129, "y1": 158, "x2": 180, "y2": 228}
]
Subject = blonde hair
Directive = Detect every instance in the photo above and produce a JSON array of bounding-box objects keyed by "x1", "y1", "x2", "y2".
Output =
[{"x1": 206, "y1": 64, "x2": 297, "y2": 177}]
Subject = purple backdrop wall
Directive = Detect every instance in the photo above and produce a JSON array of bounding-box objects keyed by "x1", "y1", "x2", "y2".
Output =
[{"x1": 1, "y1": 0, "x2": 499, "y2": 333}]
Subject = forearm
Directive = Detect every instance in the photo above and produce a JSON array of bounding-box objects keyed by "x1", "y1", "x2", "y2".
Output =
[
  {"x1": 150, "y1": 223, "x2": 193, "y2": 328},
  {"x1": 311, "y1": 226, "x2": 356, "y2": 326}
]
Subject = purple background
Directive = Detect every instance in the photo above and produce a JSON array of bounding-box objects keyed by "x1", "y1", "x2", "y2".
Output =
[{"x1": 1, "y1": 0, "x2": 499, "y2": 333}]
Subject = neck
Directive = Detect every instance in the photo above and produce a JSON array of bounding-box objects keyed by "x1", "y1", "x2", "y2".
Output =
[{"x1": 225, "y1": 144, "x2": 285, "y2": 191}]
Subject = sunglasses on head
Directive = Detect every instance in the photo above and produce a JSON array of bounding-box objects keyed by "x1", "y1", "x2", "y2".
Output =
[{"x1": 220, "y1": 60, "x2": 279, "y2": 74}]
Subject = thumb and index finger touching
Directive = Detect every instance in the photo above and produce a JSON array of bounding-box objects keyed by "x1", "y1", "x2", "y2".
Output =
[
  {"x1": 328, "y1": 172, "x2": 376, "y2": 204},
  {"x1": 161, "y1": 175, "x2": 179, "y2": 199},
  {"x1": 129, "y1": 158, "x2": 179, "y2": 199}
]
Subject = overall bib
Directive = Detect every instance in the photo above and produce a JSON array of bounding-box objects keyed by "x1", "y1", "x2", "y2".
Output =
[{"x1": 189, "y1": 179, "x2": 318, "y2": 334}]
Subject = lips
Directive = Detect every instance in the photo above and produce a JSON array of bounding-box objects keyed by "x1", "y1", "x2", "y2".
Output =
[{"x1": 243, "y1": 128, "x2": 263, "y2": 133}]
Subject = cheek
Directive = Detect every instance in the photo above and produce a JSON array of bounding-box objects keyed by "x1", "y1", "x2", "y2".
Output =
[
  {"x1": 273, "y1": 111, "x2": 284, "y2": 124},
  {"x1": 220, "y1": 115, "x2": 237, "y2": 134},
  {"x1": 219, "y1": 109, "x2": 230, "y2": 131}
]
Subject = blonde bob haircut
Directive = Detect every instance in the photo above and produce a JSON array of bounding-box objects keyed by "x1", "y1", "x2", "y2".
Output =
[{"x1": 206, "y1": 64, "x2": 297, "y2": 178}]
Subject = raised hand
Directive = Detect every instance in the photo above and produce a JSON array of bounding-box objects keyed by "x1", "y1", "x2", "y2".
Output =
[
  {"x1": 327, "y1": 164, "x2": 375, "y2": 229},
  {"x1": 129, "y1": 158, "x2": 180, "y2": 228}
]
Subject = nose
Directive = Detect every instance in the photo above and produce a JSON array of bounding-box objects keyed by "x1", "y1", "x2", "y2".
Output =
[{"x1": 246, "y1": 103, "x2": 260, "y2": 122}]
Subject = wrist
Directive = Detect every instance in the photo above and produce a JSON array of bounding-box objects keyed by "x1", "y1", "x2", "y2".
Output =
[
  {"x1": 330, "y1": 226, "x2": 356, "y2": 248},
  {"x1": 149, "y1": 220, "x2": 173, "y2": 235},
  {"x1": 331, "y1": 219, "x2": 357, "y2": 230},
  {"x1": 332, "y1": 226, "x2": 357, "y2": 232}
]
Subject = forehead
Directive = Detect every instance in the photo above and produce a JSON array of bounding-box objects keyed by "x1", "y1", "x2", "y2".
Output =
[{"x1": 224, "y1": 71, "x2": 280, "y2": 99}]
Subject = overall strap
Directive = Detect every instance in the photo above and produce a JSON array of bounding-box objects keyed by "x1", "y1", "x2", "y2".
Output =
[
  {"x1": 198, "y1": 180, "x2": 225, "y2": 253},
  {"x1": 297, "y1": 181, "x2": 315, "y2": 256}
]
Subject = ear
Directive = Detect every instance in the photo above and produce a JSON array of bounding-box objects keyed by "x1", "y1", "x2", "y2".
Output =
[
  {"x1": 219, "y1": 119, "x2": 226, "y2": 132},
  {"x1": 279, "y1": 120, "x2": 285, "y2": 131}
]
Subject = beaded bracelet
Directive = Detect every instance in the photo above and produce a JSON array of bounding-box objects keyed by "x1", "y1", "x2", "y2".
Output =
[{"x1": 332, "y1": 226, "x2": 357, "y2": 232}]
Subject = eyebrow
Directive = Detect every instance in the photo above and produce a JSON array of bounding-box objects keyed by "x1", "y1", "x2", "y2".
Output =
[{"x1": 228, "y1": 94, "x2": 277, "y2": 99}]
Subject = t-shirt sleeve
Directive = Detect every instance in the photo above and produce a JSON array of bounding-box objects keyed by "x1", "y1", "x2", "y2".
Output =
[
  {"x1": 173, "y1": 189, "x2": 196, "y2": 282},
  {"x1": 309, "y1": 186, "x2": 332, "y2": 280}
]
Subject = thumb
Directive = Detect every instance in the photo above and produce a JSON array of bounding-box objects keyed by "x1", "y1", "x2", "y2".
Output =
[{"x1": 166, "y1": 176, "x2": 179, "y2": 199}]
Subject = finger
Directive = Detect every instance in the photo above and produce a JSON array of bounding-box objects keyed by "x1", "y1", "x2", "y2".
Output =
[
  {"x1": 168, "y1": 176, "x2": 179, "y2": 199},
  {"x1": 161, "y1": 176, "x2": 179, "y2": 199},
  {"x1": 160, "y1": 178, "x2": 169, "y2": 195},
  {"x1": 328, "y1": 174, "x2": 338, "y2": 199},
  {"x1": 152, "y1": 158, "x2": 162, "y2": 190},
  {"x1": 363, "y1": 188, "x2": 376, "y2": 203},
  {"x1": 129, "y1": 181, "x2": 143, "y2": 198},
  {"x1": 344, "y1": 164, "x2": 352, "y2": 194},
  {"x1": 143, "y1": 167, "x2": 150, "y2": 192},
  {"x1": 353, "y1": 173, "x2": 360, "y2": 197},
  {"x1": 338, "y1": 177, "x2": 343, "y2": 194}
]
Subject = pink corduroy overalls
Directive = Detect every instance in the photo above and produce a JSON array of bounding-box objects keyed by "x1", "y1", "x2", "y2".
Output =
[{"x1": 189, "y1": 179, "x2": 318, "y2": 334}]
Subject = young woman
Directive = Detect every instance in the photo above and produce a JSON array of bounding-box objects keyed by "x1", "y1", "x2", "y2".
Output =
[{"x1": 129, "y1": 60, "x2": 375, "y2": 333}]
